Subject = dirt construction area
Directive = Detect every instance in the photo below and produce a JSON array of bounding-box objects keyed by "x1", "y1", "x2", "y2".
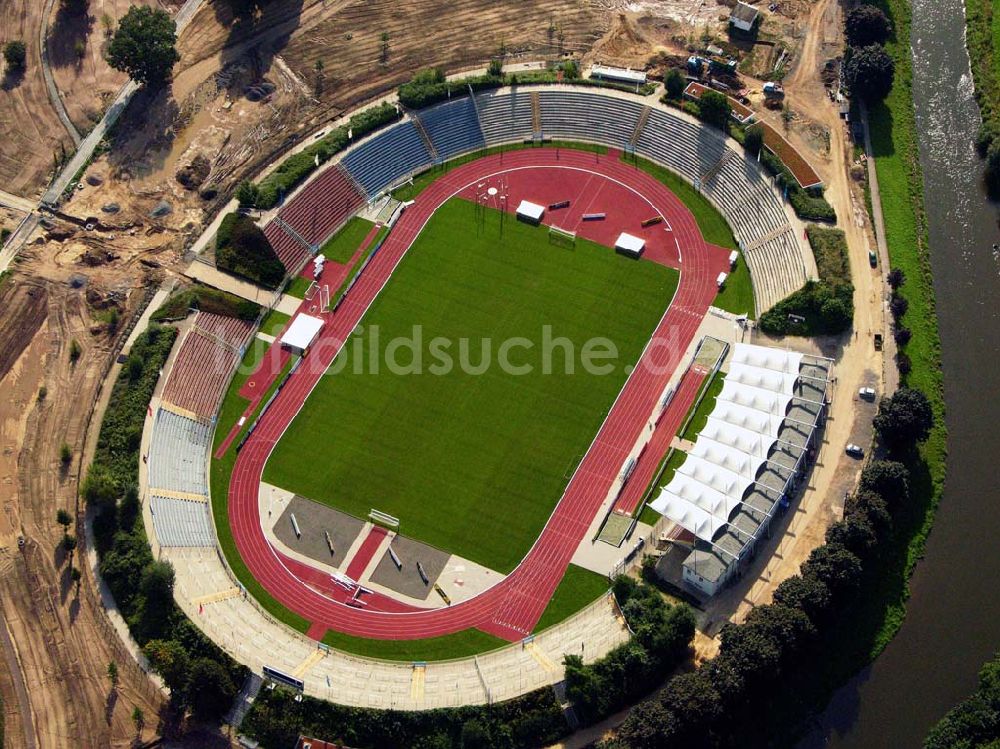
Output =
[{"x1": 0, "y1": 254, "x2": 164, "y2": 748}]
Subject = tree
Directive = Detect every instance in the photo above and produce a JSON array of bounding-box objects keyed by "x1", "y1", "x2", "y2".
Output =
[
  {"x1": 852, "y1": 489, "x2": 892, "y2": 536},
  {"x1": 82, "y1": 463, "x2": 119, "y2": 510},
  {"x1": 187, "y1": 658, "x2": 237, "y2": 721},
  {"x1": 659, "y1": 671, "x2": 723, "y2": 743},
  {"x1": 56, "y1": 508, "x2": 72, "y2": 531},
  {"x1": 845, "y1": 6, "x2": 891, "y2": 47},
  {"x1": 665, "y1": 68, "x2": 686, "y2": 100},
  {"x1": 825, "y1": 514, "x2": 878, "y2": 558},
  {"x1": 844, "y1": 44, "x2": 895, "y2": 102},
  {"x1": 743, "y1": 604, "x2": 817, "y2": 659},
  {"x1": 235, "y1": 180, "x2": 260, "y2": 209},
  {"x1": 698, "y1": 90, "x2": 731, "y2": 129},
  {"x1": 118, "y1": 484, "x2": 140, "y2": 531},
  {"x1": 131, "y1": 706, "x2": 144, "y2": 735},
  {"x1": 379, "y1": 31, "x2": 390, "y2": 66},
  {"x1": 3, "y1": 41, "x2": 26, "y2": 72},
  {"x1": 107, "y1": 661, "x2": 119, "y2": 688},
  {"x1": 874, "y1": 387, "x2": 934, "y2": 451},
  {"x1": 62, "y1": 534, "x2": 77, "y2": 554},
  {"x1": 69, "y1": 339, "x2": 81, "y2": 363},
  {"x1": 487, "y1": 57, "x2": 503, "y2": 78},
  {"x1": 859, "y1": 459, "x2": 910, "y2": 504},
  {"x1": 772, "y1": 573, "x2": 832, "y2": 624},
  {"x1": 744, "y1": 125, "x2": 764, "y2": 157},
  {"x1": 106, "y1": 6, "x2": 180, "y2": 87},
  {"x1": 561, "y1": 59, "x2": 579, "y2": 80},
  {"x1": 615, "y1": 696, "x2": 677, "y2": 749},
  {"x1": 69, "y1": 566, "x2": 81, "y2": 592},
  {"x1": 143, "y1": 639, "x2": 191, "y2": 694},
  {"x1": 60, "y1": 442, "x2": 72, "y2": 465},
  {"x1": 887, "y1": 267, "x2": 906, "y2": 289},
  {"x1": 800, "y1": 542, "x2": 863, "y2": 600}
]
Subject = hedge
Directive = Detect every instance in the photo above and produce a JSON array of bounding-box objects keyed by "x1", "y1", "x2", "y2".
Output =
[
  {"x1": 759, "y1": 148, "x2": 837, "y2": 222},
  {"x1": 256, "y1": 102, "x2": 401, "y2": 208},
  {"x1": 215, "y1": 212, "x2": 285, "y2": 289}
]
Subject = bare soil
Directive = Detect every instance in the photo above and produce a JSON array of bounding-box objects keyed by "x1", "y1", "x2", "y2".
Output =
[{"x1": 0, "y1": 256, "x2": 165, "y2": 747}]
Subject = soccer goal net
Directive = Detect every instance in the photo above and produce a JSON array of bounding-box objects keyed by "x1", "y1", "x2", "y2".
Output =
[{"x1": 548, "y1": 225, "x2": 576, "y2": 248}]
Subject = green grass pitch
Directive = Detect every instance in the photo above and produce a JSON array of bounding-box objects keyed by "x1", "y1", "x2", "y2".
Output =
[{"x1": 263, "y1": 198, "x2": 679, "y2": 574}]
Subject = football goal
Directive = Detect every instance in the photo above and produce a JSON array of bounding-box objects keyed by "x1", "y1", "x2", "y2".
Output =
[{"x1": 548, "y1": 225, "x2": 576, "y2": 249}]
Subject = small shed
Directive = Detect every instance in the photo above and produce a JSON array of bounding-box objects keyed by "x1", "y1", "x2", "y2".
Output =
[
  {"x1": 516, "y1": 200, "x2": 545, "y2": 225},
  {"x1": 615, "y1": 232, "x2": 645, "y2": 258},
  {"x1": 280, "y1": 314, "x2": 325, "y2": 356},
  {"x1": 590, "y1": 64, "x2": 648, "y2": 86},
  {"x1": 729, "y1": 1, "x2": 760, "y2": 32}
]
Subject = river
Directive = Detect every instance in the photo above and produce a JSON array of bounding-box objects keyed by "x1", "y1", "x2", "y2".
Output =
[{"x1": 800, "y1": 0, "x2": 1000, "y2": 745}]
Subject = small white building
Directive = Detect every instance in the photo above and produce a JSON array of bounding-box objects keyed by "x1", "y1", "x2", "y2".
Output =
[
  {"x1": 729, "y1": 1, "x2": 760, "y2": 32},
  {"x1": 280, "y1": 314, "x2": 325, "y2": 356},
  {"x1": 615, "y1": 232, "x2": 645, "y2": 258},
  {"x1": 515, "y1": 200, "x2": 545, "y2": 225},
  {"x1": 590, "y1": 64, "x2": 647, "y2": 87}
]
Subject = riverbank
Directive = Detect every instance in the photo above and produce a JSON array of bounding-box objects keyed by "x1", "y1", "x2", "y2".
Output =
[{"x1": 964, "y1": 0, "x2": 1000, "y2": 147}]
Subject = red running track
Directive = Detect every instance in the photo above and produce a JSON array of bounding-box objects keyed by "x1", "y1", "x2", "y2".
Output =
[{"x1": 227, "y1": 149, "x2": 729, "y2": 642}]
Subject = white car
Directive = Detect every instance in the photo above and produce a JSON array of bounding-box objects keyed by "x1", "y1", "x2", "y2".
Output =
[
  {"x1": 845, "y1": 444, "x2": 864, "y2": 458},
  {"x1": 858, "y1": 387, "x2": 876, "y2": 401}
]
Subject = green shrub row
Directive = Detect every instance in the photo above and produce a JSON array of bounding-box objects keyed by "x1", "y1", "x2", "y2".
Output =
[
  {"x1": 759, "y1": 149, "x2": 837, "y2": 222},
  {"x1": 83, "y1": 325, "x2": 249, "y2": 723},
  {"x1": 759, "y1": 225, "x2": 854, "y2": 334},
  {"x1": 255, "y1": 102, "x2": 401, "y2": 208},
  {"x1": 243, "y1": 579, "x2": 694, "y2": 748},
  {"x1": 150, "y1": 284, "x2": 261, "y2": 322}
]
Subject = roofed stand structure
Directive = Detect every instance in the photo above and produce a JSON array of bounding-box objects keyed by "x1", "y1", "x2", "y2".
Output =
[{"x1": 649, "y1": 343, "x2": 832, "y2": 597}]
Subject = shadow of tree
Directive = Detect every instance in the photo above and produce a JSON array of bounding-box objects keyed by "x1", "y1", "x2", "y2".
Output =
[
  {"x1": 49, "y1": 3, "x2": 95, "y2": 70},
  {"x1": 1, "y1": 67, "x2": 25, "y2": 91}
]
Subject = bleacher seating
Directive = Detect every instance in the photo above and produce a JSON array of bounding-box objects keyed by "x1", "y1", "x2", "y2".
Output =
[
  {"x1": 341, "y1": 121, "x2": 432, "y2": 198},
  {"x1": 277, "y1": 164, "x2": 366, "y2": 248},
  {"x1": 161, "y1": 329, "x2": 239, "y2": 419},
  {"x1": 634, "y1": 108, "x2": 724, "y2": 184},
  {"x1": 475, "y1": 89, "x2": 535, "y2": 144},
  {"x1": 537, "y1": 91, "x2": 645, "y2": 148},
  {"x1": 418, "y1": 97, "x2": 486, "y2": 161},
  {"x1": 148, "y1": 408, "x2": 212, "y2": 496},
  {"x1": 151, "y1": 495, "x2": 214, "y2": 547},
  {"x1": 193, "y1": 312, "x2": 255, "y2": 353},
  {"x1": 263, "y1": 221, "x2": 311, "y2": 274}
]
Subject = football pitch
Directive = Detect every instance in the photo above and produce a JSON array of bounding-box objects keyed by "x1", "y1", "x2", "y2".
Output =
[{"x1": 263, "y1": 198, "x2": 679, "y2": 573}]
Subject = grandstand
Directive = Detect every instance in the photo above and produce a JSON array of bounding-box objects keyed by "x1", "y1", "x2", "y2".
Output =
[
  {"x1": 341, "y1": 121, "x2": 432, "y2": 198},
  {"x1": 649, "y1": 343, "x2": 832, "y2": 596},
  {"x1": 148, "y1": 408, "x2": 212, "y2": 497},
  {"x1": 415, "y1": 96, "x2": 485, "y2": 162},
  {"x1": 276, "y1": 163, "x2": 367, "y2": 249},
  {"x1": 474, "y1": 89, "x2": 534, "y2": 144},
  {"x1": 536, "y1": 90, "x2": 645, "y2": 148},
  {"x1": 160, "y1": 313, "x2": 254, "y2": 420},
  {"x1": 150, "y1": 494, "x2": 214, "y2": 547},
  {"x1": 264, "y1": 220, "x2": 312, "y2": 274}
]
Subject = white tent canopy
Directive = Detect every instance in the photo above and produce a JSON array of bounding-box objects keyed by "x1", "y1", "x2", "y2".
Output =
[
  {"x1": 649, "y1": 343, "x2": 812, "y2": 544},
  {"x1": 280, "y1": 314, "x2": 325, "y2": 353}
]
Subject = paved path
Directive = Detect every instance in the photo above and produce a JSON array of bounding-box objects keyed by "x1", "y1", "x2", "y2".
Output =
[{"x1": 0, "y1": 190, "x2": 36, "y2": 214}]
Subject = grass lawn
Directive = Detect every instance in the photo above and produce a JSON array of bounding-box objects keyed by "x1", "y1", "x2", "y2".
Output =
[
  {"x1": 259, "y1": 309, "x2": 291, "y2": 337},
  {"x1": 321, "y1": 628, "x2": 506, "y2": 662},
  {"x1": 637, "y1": 449, "x2": 688, "y2": 526},
  {"x1": 331, "y1": 225, "x2": 390, "y2": 303},
  {"x1": 534, "y1": 564, "x2": 610, "y2": 633},
  {"x1": 391, "y1": 141, "x2": 608, "y2": 202},
  {"x1": 318, "y1": 217, "x2": 375, "y2": 264},
  {"x1": 679, "y1": 371, "x2": 725, "y2": 442},
  {"x1": 714, "y1": 256, "x2": 755, "y2": 318},
  {"x1": 264, "y1": 198, "x2": 678, "y2": 573},
  {"x1": 285, "y1": 276, "x2": 313, "y2": 299}
]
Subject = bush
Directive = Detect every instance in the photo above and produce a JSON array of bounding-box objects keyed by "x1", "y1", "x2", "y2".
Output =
[
  {"x1": 215, "y1": 213, "x2": 285, "y2": 289},
  {"x1": 3, "y1": 41, "x2": 26, "y2": 72},
  {"x1": 894, "y1": 326, "x2": 911, "y2": 346},
  {"x1": 744, "y1": 125, "x2": 764, "y2": 157},
  {"x1": 890, "y1": 292, "x2": 909, "y2": 320},
  {"x1": 924, "y1": 651, "x2": 1000, "y2": 748},
  {"x1": 759, "y1": 280, "x2": 854, "y2": 335},
  {"x1": 151, "y1": 285, "x2": 260, "y2": 322},
  {"x1": 887, "y1": 268, "x2": 906, "y2": 289},
  {"x1": 758, "y1": 149, "x2": 837, "y2": 221}
]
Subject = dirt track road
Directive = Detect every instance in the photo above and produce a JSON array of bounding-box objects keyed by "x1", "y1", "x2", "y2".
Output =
[{"x1": 0, "y1": 268, "x2": 163, "y2": 748}]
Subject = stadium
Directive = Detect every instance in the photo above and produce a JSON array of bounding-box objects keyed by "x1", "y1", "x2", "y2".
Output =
[{"x1": 140, "y1": 83, "x2": 830, "y2": 708}]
